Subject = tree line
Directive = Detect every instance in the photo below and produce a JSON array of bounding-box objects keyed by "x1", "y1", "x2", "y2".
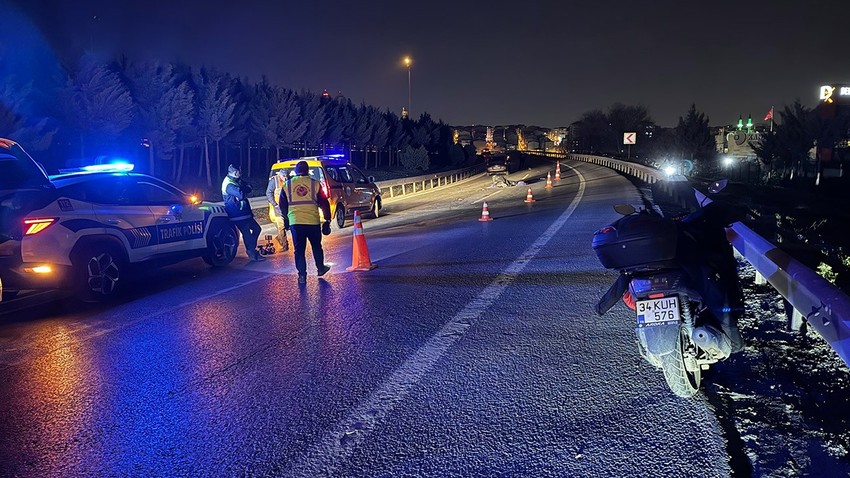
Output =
[
  {"x1": 1, "y1": 54, "x2": 475, "y2": 186},
  {"x1": 570, "y1": 103, "x2": 716, "y2": 165}
]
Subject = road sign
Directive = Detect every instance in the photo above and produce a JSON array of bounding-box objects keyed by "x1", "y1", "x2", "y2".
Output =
[{"x1": 624, "y1": 132, "x2": 636, "y2": 145}]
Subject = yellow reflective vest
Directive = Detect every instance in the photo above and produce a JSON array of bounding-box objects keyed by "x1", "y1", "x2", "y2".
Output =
[{"x1": 284, "y1": 175, "x2": 321, "y2": 225}]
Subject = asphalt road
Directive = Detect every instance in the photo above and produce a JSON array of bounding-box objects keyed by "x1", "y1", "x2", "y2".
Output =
[{"x1": 0, "y1": 160, "x2": 732, "y2": 477}]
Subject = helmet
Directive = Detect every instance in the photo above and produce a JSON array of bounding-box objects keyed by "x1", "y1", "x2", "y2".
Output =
[{"x1": 294, "y1": 161, "x2": 309, "y2": 175}]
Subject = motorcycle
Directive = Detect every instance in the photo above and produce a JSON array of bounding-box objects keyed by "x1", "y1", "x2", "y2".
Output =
[{"x1": 592, "y1": 179, "x2": 745, "y2": 397}]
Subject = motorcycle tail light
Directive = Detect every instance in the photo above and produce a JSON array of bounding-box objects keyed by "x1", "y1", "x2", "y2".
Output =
[
  {"x1": 596, "y1": 226, "x2": 616, "y2": 235},
  {"x1": 24, "y1": 218, "x2": 57, "y2": 235},
  {"x1": 629, "y1": 278, "x2": 654, "y2": 296}
]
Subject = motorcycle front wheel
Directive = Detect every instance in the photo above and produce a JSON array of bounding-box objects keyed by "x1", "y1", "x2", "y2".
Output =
[{"x1": 660, "y1": 326, "x2": 701, "y2": 398}]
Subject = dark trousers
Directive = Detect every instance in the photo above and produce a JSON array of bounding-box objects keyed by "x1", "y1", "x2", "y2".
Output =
[
  {"x1": 234, "y1": 217, "x2": 261, "y2": 257},
  {"x1": 290, "y1": 224, "x2": 324, "y2": 276}
]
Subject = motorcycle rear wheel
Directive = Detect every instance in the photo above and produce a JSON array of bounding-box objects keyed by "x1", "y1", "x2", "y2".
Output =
[{"x1": 660, "y1": 326, "x2": 701, "y2": 398}]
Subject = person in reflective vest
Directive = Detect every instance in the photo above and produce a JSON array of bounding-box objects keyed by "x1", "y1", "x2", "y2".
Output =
[
  {"x1": 265, "y1": 168, "x2": 290, "y2": 252},
  {"x1": 222, "y1": 164, "x2": 265, "y2": 262},
  {"x1": 279, "y1": 160, "x2": 332, "y2": 284}
]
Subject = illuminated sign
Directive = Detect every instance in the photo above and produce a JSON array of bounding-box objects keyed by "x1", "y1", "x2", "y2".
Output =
[{"x1": 819, "y1": 85, "x2": 850, "y2": 103}]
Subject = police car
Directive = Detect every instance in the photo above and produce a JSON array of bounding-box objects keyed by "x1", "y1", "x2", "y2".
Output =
[{"x1": 0, "y1": 139, "x2": 237, "y2": 300}]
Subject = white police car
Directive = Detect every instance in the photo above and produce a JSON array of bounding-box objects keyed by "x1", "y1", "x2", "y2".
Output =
[{"x1": 0, "y1": 139, "x2": 237, "y2": 300}]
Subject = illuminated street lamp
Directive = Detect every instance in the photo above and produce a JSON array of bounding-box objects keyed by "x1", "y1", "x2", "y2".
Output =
[
  {"x1": 722, "y1": 156, "x2": 734, "y2": 168},
  {"x1": 403, "y1": 56, "x2": 412, "y2": 118}
]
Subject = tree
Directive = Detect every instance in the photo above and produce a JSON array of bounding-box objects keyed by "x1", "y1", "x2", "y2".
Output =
[
  {"x1": 301, "y1": 91, "x2": 328, "y2": 155},
  {"x1": 249, "y1": 78, "x2": 278, "y2": 168},
  {"x1": 274, "y1": 88, "x2": 306, "y2": 160},
  {"x1": 398, "y1": 144, "x2": 430, "y2": 171},
  {"x1": 125, "y1": 61, "x2": 194, "y2": 176},
  {"x1": 607, "y1": 103, "x2": 652, "y2": 154},
  {"x1": 753, "y1": 101, "x2": 818, "y2": 179},
  {"x1": 574, "y1": 110, "x2": 609, "y2": 153},
  {"x1": 674, "y1": 104, "x2": 714, "y2": 162},
  {"x1": 0, "y1": 78, "x2": 55, "y2": 151},
  {"x1": 225, "y1": 77, "x2": 253, "y2": 176},
  {"x1": 60, "y1": 56, "x2": 133, "y2": 159},
  {"x1": 194, "y1": 69, "x2": 236, "y2": 186},
  {"x1": 323, "y1": 99, "x2": 346, "y2": 153},
  {"x1": 351, "y1": 104, "x2": 372, "y2": 166},
  {"x1": 369, "y1": 108, "x2": 389, "y2": 168},
  {"x1": 385, "y1": 110, "x2": 408, "y2": 167}
]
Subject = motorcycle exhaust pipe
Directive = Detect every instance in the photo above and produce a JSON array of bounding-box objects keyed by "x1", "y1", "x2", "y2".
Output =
[{"x1": 691, "y1": 325, "x2": 732, "y2": 360}]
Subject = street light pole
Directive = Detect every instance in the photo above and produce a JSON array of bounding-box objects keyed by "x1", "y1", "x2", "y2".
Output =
[{"x1": 404, "y1": 56, "x2": 412, "y2": 118}]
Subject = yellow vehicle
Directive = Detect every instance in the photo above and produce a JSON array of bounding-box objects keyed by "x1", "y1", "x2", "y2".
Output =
[{"x1": 269, "y1": 155, "x2": 382, "y2": 229}]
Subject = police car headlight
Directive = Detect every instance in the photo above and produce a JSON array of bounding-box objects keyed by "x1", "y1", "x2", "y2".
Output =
[{"x1": 24, "y1": 265, "x2": 53, "y2": 274}]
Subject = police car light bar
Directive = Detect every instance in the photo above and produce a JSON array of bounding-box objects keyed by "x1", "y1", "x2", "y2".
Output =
[{"x1": 81, "y1": 163, "x2": 134, "y2": 172}]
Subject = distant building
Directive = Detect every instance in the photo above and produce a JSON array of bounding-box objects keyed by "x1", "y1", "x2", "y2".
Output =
[{"x1": 714, "y1": 116, "x2": 764, "y2": 161}]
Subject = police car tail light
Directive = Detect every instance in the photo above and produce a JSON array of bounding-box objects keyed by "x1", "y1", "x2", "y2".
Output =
[
  {"x1": 321, "y1": 180, "x2": 329, "y2": 197},
  {"x1": 24, "y1": 218, "x2": 57, "y2": 235}
]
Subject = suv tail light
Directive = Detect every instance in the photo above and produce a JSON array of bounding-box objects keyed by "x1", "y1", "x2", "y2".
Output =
[{"x1": 24, "y1": 218, "x2": 57, "y2": 235}]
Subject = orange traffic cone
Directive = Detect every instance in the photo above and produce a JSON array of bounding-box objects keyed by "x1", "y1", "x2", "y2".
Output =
[
  {"x1": 555, "y1": 161, "x2": 562, "y2": 181},
  {"x1": 545, "y1": 171, "x2": 553, "y2": 189},
  {"x1": 346, "y1": 210, "x2": 377, "y2": 271},
  {"x1": 524, "y1": 187, "x2": 536, "y2": 203},
  {"x1": 478, "y1": 201, "x2": 493, "y2": 221}
]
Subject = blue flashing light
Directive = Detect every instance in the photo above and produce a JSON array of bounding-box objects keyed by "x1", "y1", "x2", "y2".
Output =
[{"x1": 81, "y1": 162, "x2": 134, "y2": 173}]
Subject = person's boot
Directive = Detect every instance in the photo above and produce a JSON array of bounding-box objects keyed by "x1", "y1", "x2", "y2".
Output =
[
  {"x1": 297, "y1": 274, "x2": 307, "y2": 284},
  {"x1": 317, "y1": 264, "x2": 331, "y2": 277}
]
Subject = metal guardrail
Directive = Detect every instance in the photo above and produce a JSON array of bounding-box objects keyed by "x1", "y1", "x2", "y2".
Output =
[
  {"x1": 567, "y1": 153, "x2": 850, "y2": 367},
  {"x1": 374, "y1": 164, "x2": 486, "y2": 200}
]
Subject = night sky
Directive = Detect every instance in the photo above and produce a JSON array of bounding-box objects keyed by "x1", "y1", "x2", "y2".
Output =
[{"x1": 5, "y1": 0, "x2": 850, "y2": 127}]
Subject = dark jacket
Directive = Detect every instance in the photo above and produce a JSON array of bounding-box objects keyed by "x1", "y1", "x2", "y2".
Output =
[{"x1": 222, "y1": 175, "x2": 253, "y2": 221}]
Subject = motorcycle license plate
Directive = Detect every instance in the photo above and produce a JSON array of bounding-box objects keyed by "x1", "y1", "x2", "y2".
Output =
[{"x1": 636, "y1": 296, "x2": 680, "y2": 327}]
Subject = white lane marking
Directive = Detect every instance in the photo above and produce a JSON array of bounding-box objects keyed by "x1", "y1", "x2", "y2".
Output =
[
  {"x1": 290, "y1": 164, "x2": 587, "y2": 476},
  {"x1": 521, "y1": 173, "x2": 530, "y2": 180},
  {"x1": 471, "y1": 190, "x2": 502, "y2": 204}
]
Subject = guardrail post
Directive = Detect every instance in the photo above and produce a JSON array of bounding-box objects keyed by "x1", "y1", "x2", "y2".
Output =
[
  {"x1": 789, "y1": 306, "x2": 805, "y2": 332},
  {"x1": 754, "y1": 270, "x2": 766, "y2": 285}
]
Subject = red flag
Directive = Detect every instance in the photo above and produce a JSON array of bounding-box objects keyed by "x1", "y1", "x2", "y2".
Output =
[{"x1": 764, "y1": 107, "x2": 774, "y2": 121}]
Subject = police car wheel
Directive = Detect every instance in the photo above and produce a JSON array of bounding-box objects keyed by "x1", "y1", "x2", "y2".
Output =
[
  {"x1": 203, "y1": 220, "x2": 238, "y2": 267},
  {"x1": 335, "y1": 205, "x2": 346, "y2": 229},
  {"x1": 74, "y1": 244, "x2": 124, "y2": 301}
]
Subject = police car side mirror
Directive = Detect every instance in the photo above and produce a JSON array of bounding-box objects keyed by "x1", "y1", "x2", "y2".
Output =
[{"x1": 170, "y1": 204, "x2": 184, "y2": 218}]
